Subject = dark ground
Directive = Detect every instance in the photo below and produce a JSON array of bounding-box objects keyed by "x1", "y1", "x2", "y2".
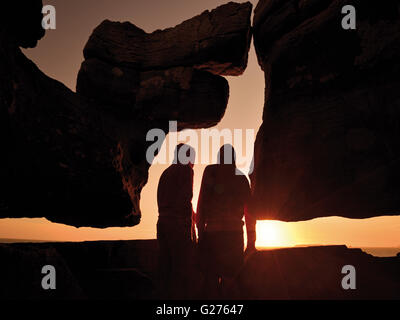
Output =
[{"x1": 0, "y1": 240, "x2": 399, "y2": 300}]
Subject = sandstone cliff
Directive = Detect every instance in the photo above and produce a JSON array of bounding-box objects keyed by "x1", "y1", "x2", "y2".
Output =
[
  {"x1": 0, "y1": 1, "x2": 252, "y2": 227},
  {"x1": 251, "y1": 0, "x2": 400, "y2": 221}
]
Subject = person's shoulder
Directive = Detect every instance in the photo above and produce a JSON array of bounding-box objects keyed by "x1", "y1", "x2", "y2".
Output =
[
  {"x1": 204, "y1": 164, "x2": 218, "y2": 175},
  {"x1": 162, "y1": 165, "x2": 173, "y2": 175},
  {"x1": 182, "y1": 164, "x2": 194, "y2": 175},
  {"x1": 160, "y1": 164, "x2": 177, "y2": 179},
  {"x1": 170, "y1": 164, "x2": 193, "y2": 178},
  {"x1": 235, "y1": 171, "x2": 250, "y2": 187},
  {"x1": 234, "y1": 168, "x2": 247, "y2": 177},
  {"x1": 205, "y1": 164, "x2": 218, "y2": 170},
  {"x1": 234, "y1": 168, "x2": 248, "y2": 180}
]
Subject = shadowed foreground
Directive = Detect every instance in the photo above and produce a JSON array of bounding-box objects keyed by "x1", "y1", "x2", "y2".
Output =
[{"x1": 0, "y1": 240, "x2": 399, "y2": 300}]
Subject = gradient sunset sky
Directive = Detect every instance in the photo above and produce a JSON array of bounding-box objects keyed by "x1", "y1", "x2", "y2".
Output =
[{"x1": 0, "y1": 0, "x2": 399, "y2": 248}]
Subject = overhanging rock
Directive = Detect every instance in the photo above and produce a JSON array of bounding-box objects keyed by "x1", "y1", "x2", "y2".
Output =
[
  {"x1": 82, "y1": 2, "x2": 252, "y2": 76},
  {"x1": 1, "y1": 1, "x2": 252, "y2": 227},
  {"x1": 251, "y1": 0, "x2": 400, "y2": 221}
]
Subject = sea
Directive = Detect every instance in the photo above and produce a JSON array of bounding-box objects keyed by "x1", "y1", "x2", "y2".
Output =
[{"x1": 0, "y1": 239, "x2": 399, "y2": 257}]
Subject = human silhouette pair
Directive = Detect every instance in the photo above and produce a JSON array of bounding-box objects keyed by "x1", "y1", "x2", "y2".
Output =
[{"x1": 156, "y1": 143, "x2": 256, "y2": 299}]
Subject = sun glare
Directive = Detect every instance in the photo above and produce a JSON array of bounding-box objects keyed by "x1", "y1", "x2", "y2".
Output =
[{"x1": 255, "y1": 220, "x2": 294, "y2": 248}]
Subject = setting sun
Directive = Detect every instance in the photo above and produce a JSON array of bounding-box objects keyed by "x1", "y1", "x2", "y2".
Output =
[{"x1": 255, "y1": 220, "x2": 295, "y2": 248}]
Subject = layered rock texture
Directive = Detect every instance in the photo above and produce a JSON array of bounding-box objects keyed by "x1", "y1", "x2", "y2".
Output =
[
  {"x1": 251, "y1": 0, "x2": 400, "y2": 221},
  {"x1": 77, "y1": 1, "x2": 253, "y2": 128},
  {"x1": 1, "y1": 0, "x2": 399, "y2": 229},
  {"x1": 0, "y1": 1, "x2": 252, "y2": 227}
]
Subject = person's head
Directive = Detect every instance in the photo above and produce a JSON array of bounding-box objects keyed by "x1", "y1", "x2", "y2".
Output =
[
  {"x1": 174, "y1": 143, "x2": 196, "y2": 167},
  {"x1": 217, "y1": 144, "x2": 236, "y2": 166}
]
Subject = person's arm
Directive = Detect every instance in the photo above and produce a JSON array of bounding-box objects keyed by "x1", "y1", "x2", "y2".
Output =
[
  {"x1": 181, "y1": 166, "x2": 194, "y2": 204},
  {"x1": 244, "y1": 181, "x2": 256, "y2": 254},
  {"x1": 181, "y1": 166, "x2": 196, "y2": 242},
  {"x1": 196, "y1": 167, "x2": 210, "y2": 242},
  {"x1": 187, "y1": 168, "x2": 197, "y2": 242},
  {"x1": 245, "y1": 204, "x2": 256, "y2": 253},
  {"x1": 191, "y1": 208, "x2": 197, "y2": 242}
]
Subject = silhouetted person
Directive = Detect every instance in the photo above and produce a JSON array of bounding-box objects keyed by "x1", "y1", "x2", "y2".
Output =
[
  {"x1": 196, "y1": 144, "x2": 256, "y2": 298},
  {"x1": 156, "y1": 143, "x2": 196, "y2": 299}
]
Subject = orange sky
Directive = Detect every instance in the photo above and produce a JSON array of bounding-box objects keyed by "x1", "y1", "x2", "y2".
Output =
[{"x1": 0, "y1": 0, "x2": 399, "y2": 248}]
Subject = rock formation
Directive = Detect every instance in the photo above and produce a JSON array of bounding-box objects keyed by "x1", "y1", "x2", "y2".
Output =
[
  {"x1": 0, "y1": 1, "x2": 252, "y2": 227},
  {"x1": 1, "y1": 0, "x2": 400, "y2": 302},
  {"x1": 82, "y1": 2, "x2": 252, "y2": 77},
  {"x1": 251, "y1": 0, "x2": 400, "y2": 221},
  {"x1": 2, "y1": 0, "x2": 399, "y2": 227},
  {"x1": 238, "y1": 245, "x2": 400, "y2": 299},
  {"x1": 1, "y1": 241, "x2": 399, "y2": 299}
]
